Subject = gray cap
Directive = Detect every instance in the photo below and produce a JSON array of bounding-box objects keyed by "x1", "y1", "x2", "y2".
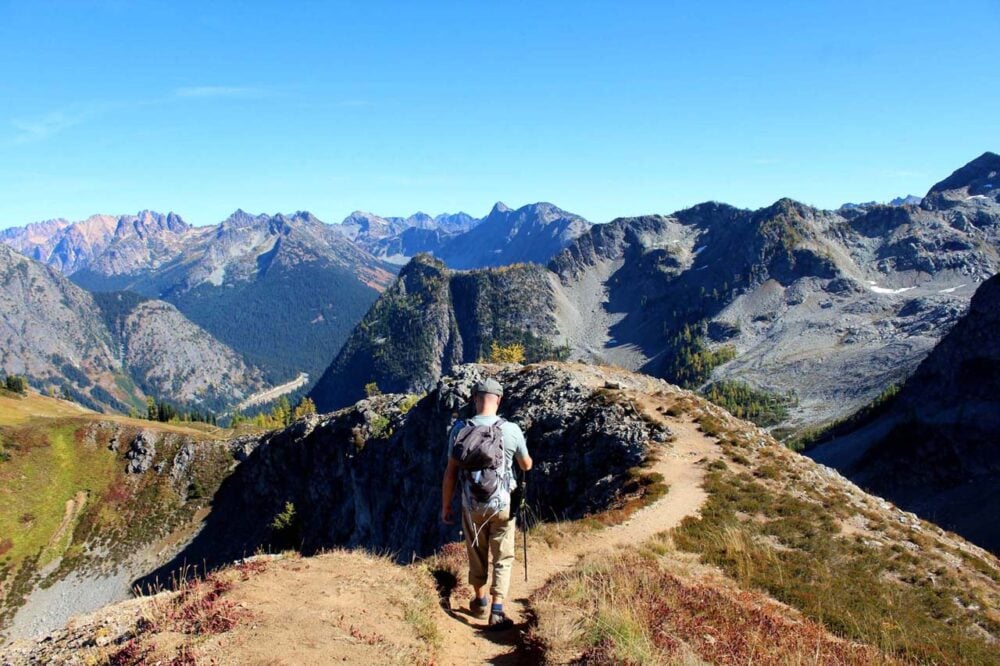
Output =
[{"x1": 472, "y1": 378, "x2": 504, "y2": 397}]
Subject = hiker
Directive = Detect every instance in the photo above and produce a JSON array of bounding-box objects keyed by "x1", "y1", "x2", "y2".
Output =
[{"x1": 441, "y1": 378, "x2": 532, "y2": 630}]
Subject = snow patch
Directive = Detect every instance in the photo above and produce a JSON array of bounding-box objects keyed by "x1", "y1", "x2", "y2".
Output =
[
  {"x1": 692, "y1": 245, "x2": 706, "y2": 255},
  {"x1": 938, "y1": 284, "x2": 966, "y2": 294},
  {"x1": 869, "y1": 285, "x2": 916, "y2": 295}
]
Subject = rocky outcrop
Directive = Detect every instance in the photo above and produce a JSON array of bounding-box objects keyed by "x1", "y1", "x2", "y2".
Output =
[
  {"x1": 124, "y1": 430, "x2": 158, "y2": 474},
  {"x1": 142, "y1": 362, "x2": 671, "y2": 582},
  {"x1": 308, "y1": 255, "x2": 563, "y2": 412},
  {"x1": 810, "y1": 273, "x2": 1000, "y2": 554}
]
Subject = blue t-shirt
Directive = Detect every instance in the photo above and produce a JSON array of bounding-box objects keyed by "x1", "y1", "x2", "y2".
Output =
[{"x1": 449, "y1": 415, "x2": 530, "y2": 481}]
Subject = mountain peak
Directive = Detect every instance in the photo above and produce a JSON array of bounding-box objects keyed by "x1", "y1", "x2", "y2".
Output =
[
  {"x1": 490, "y1": 201, "x2": 512, "y2": 215},
  {"x1": 222, "y1": 209, "x2": 267, "y2": 228},
  {"x1": 927, "y1": 151, "x2": 1000, "y2": 197}
]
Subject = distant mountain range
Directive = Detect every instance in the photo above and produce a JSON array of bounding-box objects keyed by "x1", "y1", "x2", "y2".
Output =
[
  {"x1": 1, "y1": 203, "x2": 588, "y2": 386},
  {"x1": 310, "y1": 153, "x2": 1000, "y2": 434},
  {"x1": 3, "y1": 153, "x2": 997, "y2": 426},
  {"x1": 333, "y1": 202, "x2": 591, "y2": 268},
  {"x1": 0, "y1": 243, "x2": 264, "y2": 412}
]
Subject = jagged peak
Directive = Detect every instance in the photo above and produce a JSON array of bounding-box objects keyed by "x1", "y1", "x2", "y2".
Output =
[
  {"x1": 400, "y1": 252, "x2": 447, "y2": 273},
  {"x1": 343, "y1": 210, "x2": 386, "y2": 223},
  {"x1": 489, "y1": 201, "x2": 512, "y2": 215},
  {"x1": 759, "y1": 197, "x2": 816, "y2": 218}
]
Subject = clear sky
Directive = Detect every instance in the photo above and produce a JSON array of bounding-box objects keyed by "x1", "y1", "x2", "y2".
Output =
[{"x1": 1, "y1": 1, "x2": 997, "y2": 229}]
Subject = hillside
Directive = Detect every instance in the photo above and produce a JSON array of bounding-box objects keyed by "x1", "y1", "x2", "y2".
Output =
[
  {"x1": 0, "y1": 244, "x2": 127, "y2": 411},
  {"x1": 0, "y1": 389, "x2": 241, "y2": 639},
  {"x1": 810, "y1": 272, "x2": 1000, "y2": 554},
  {"x1": 93, "y1": 292, "x2": 267, "y2": 413},
  {"x1": 0, "y1": 244, "x2": 267, "y2": 413},
  {"x1": 3, "y1": 362, "x2": 998, "y2": 664}
]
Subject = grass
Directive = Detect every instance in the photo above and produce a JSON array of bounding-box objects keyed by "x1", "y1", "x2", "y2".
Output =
[
  {"x1": 0, "y1": 391, "x2": 237, "y2": 625},
  {"x1": 531, "y1": 544, "x2": 891, "y2": 665},
  {"x1": 0, "y1": 421, "x2": 117, "y2": 568},
  {"x1": 673, "y1": 467, "x2": 1000, "y2": 664}
]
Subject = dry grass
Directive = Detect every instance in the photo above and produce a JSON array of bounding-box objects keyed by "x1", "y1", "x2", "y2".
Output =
[
  {"x1": 531, "y1": 546, "x2": 893, "y2": 665},
  {"x1": 674, "y1": 468, "x2": 1000, "y2": 665}
]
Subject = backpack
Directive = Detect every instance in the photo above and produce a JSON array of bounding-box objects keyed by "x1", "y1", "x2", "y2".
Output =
[{"x1": 451, "y1": 418, "x2": 514, "y2": 512}]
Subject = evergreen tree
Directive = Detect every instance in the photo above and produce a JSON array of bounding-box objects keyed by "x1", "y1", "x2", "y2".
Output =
[{"x1": 4, "y1": 375, "x2": 27, "y2": 394}]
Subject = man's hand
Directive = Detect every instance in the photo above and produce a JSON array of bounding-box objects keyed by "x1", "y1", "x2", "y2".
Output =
[{"x1": 441, "y1": 457, "x2": 459, "y2": 524}]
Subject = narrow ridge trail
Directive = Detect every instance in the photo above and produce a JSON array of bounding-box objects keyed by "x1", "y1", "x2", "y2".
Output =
[{"x1": 435, "y1": 397, "x2": 717, "y2": 665}]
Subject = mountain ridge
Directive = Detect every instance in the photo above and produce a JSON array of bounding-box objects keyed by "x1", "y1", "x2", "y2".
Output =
[{"x1": 308, "y1": 153, "x2": 1000, "y2": 431}]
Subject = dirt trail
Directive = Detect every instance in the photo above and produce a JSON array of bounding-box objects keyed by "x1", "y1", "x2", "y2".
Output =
[{"x1": 435, "y1": 401, "x2": 716, "y2": 665}]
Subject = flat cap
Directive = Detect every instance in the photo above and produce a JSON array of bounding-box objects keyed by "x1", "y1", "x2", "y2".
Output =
[{"x1": 472, "y1": 378, "x2": 504, "y2": 397}]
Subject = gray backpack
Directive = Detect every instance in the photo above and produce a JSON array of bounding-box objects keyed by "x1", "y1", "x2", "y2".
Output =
[{"x1": 451, "y1": 418, "x2": 513, "y2": 512}]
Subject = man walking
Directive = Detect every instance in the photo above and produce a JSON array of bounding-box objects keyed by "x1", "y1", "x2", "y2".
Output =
[{"x1": 441, "y1": 378, "x2": 532, "y2": 630}]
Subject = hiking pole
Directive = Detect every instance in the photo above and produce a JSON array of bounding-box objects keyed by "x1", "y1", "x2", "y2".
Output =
[{"x1": 519, "y1": 467, "x2": 528, "y2": 582}]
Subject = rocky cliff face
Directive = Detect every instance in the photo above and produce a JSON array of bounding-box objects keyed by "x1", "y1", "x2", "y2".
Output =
[
  {"x1": 308, "y1": 255, "x2": 563, "y2": 412},
  {"x1": 0, "y1": 244, "x2": 126, "y2": 410},
  {"x1": 809, "y1": 273, "x2": 1000, "y2": 554},
  {"x1": 142, "y1": 362, "x2": 672, "y2": 581}
]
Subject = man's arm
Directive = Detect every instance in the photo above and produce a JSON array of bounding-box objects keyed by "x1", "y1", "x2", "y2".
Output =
[
  {"x1": 441, "y1": 457, "x2": 459, "y2": 523},
  {"x1": 514, "y1": 427, "x2": 532, "y2": 471}
]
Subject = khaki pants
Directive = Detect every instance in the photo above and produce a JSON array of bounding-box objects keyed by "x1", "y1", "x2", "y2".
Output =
[{"x1": 462, "y1": 505, "x2": 516, "y2": 605}]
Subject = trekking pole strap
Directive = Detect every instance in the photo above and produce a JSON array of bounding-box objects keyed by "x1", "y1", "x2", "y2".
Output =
[{"x1": 520, "y1": 467, "x2": 528, "y2": 582}]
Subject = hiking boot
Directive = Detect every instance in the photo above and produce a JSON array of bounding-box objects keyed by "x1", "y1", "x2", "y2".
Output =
[
  {"x1": 469, "y1": 596, "x2": 489, "y2": 619},
  {"x1": 487, "y1": 610, "x2": 514, "y2": 631}
]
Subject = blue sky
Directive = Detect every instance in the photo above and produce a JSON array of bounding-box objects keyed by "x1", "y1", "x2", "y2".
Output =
[{"x1": 1, "y1": 1, "x2": 997, "y2": 229}]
